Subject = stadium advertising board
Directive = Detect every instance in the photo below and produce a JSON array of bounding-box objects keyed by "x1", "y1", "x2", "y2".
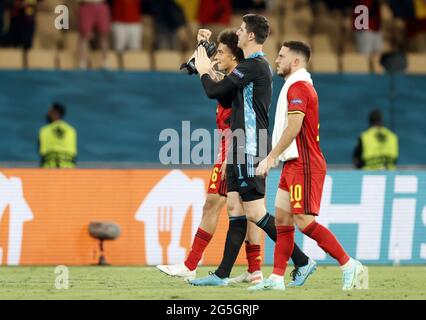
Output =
[
  {"x1": 0, "y1": 169, "x2": 424, "y2": 266},
  {"x1": 266, "y1": 171, "x2": 426, "y2": 265}
]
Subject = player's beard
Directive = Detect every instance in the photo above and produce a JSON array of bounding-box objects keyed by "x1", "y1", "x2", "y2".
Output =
[{"x1": 279, "y1": 64, "x2": 292, "y2": 78}]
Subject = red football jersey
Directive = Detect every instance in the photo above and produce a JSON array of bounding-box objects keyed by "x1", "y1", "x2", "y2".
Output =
[
  {"x1": 216, "y1": 103, "x2": 232, "y2": 164},
  {"x1": 112, "y1": 0, "x2": 142, "y2": 23},
  {"x1": 198, "y1": 0, "x2": 232, "y2": 25},
  {"x1": 284, "y1": 81, "x2": 327, "y2": 173}
]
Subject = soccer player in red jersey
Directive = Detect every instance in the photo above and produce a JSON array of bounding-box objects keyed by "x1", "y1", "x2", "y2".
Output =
[
  {"x1": 251, "y1": 41, "x2": 368, "y2": 291},
  {"x1": 157, "y1": 29, "x2": 264, "y2": 283}
]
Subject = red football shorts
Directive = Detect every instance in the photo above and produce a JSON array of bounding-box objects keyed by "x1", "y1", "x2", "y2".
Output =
[
  {"x1": 278, "y1": 168, "x2": 326, "y2": 215},
  {"x1": 207, "y1": 163, "x2": 227, "y2": 196},
  {"x1": 78, "y1": 3, "x2": 111, "y2": 37}
]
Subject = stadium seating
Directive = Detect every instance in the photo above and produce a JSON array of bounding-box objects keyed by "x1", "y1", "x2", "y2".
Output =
[
  {"x1": 33, "y1": 12, "x2": 61, "y2": 50},
  {"x1": 289, "y1": 5, "x2": 312, "y2": 36},
  {"x1": 342, "y1": 53, "x2": 370, "y2": 73},
  {"x1": 407, "y1": 54, "x2": 426, "y2": 74},
  {"x1": 263, "y1": 35, "x2": 279, "y2": 64},
  {"x1": 123, "y1": 51, "x2": 151, "y2": 71},
  {"x1": 268, "y1": 15, "x2": 281, "y2": 38},
  {"x1": 310, "y1": 53, "x2": 339, "y2": 73},
  {"x1": 0, "y1": 3, "x2": 424, "y2": 74},
  {"x1": 141, "y1": 16, "x2": 154, "y2": 52},
  {"x1": 57, "y1": 51, "x2": 78, "y2": 70},
  {"x1": 90, "y1": 51, "x2": 119, "y2": 70},
  {"x1": 230, "y1": 14, "x2": 244, "y2": 29},
  {"x1": 281, "y1": 33, "x2": 309, "y2": 46},
  {"x1": 0, "y1": 49, "x2": 24, "y2": 69},
  {"x1": 62, "y1": 31, "x2": 80, "y2": 52},
  {"x1": 312, "y1": 34, "x2": 333, "y2": 53},
  {"x1": 372, "y1": 55, "x2": 385, "y2": 74},
  {"x1": 28, "y1": 50, "x2": 57, "y2": 69},
  {"x1": 153, "y1": 51, "x2": 182, "y2": 72}
]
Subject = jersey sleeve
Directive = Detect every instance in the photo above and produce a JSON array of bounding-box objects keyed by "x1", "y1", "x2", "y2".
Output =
[
  {"x1": 217, "y1": 81, "x2": 235, "y2": 108},
  {"x1": 227, "y1": 59, "x2": 257, "y2": 89},
  {"x1": 287, "y1": 82, "x2": 309, "y2": 115}
]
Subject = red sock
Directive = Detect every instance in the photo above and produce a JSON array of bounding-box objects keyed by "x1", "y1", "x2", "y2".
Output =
[
  {"x1": 184, "y1": 228, "x2": 213, "y2": 271},
  {"x1": 272, "y1": 226, "x2": 295, "y2": 276},
  {"x1": 303, "y1": 221, "x2": 350, "y2": 265},
  {"x1": 245, "y1": 242, "x2": 262, "y2": 273}
]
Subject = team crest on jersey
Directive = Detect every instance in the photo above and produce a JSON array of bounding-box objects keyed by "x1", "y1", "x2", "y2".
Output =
[
  {"x1": 290, "y1": 99, "x2": 303, "y2": 105},
  {"x1": 232, "y1": 68, "x2": 244, "y2": 79}
]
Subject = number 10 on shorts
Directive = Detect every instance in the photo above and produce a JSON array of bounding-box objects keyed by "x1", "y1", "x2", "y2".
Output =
[{"x1": 290, "y1": 184, "x2": 302, "y2": 202}]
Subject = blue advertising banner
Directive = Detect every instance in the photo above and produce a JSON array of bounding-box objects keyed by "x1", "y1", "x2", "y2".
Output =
[{"x1": 265, "y1": 170, "x2": 426, "y2": 265}]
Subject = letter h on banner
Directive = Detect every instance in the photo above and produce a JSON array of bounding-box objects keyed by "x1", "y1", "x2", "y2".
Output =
[{"x1": 302, "y1": 175, "x2": 386, "y2": 261}]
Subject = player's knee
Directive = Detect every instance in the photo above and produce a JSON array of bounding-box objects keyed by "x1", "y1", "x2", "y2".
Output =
[
  {"x1": 294, "y1": 214, "x2": 315, "y2": 230},
  {"x1": 203, "y1": 198, "x2": 218, "y2": 215},
  {"x1": 226, "y1": 202, "x2": 236, "y2": 215},
  {"x1": 293, "y1": 214, "x2": 304, "y2": 226},
  {"x1": 275, "y1": 211, "x2": 292, "y2": 226},
  {"x1": 226, "y1": 202, "x2": 240, "y2": 216}
]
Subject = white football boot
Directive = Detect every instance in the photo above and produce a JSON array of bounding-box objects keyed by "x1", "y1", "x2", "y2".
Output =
[
  {"x1": 229, "y1": 270, "x2": 263, "y2": 284},
  {"x1": 156, "y1": 263, "x2": 196, "y2": 281}
]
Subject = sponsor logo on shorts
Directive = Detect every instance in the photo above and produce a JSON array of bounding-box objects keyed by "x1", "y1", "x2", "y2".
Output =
[{"x1": 293, "y1": 202, "x2": 302, "y2": 209}]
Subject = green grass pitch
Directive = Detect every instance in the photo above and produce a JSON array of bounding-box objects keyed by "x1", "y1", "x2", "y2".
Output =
[{"x1": 0, "y1": 266, "x2": 425, "y2": 300}]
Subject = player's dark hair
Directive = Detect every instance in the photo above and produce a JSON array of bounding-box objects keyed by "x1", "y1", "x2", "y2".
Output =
[
  {"x1": 52, "y1": 102, "x2": 66, "y2": 118},
  {"x1": 283, "y1": 41, "x2": 311, "y2": 63},
  {"x1": 217, "y1": 29, "x2": 245, "y2": 62},
  {"x1": 242, "y1": 14, "x2": 269, "y2": 45},
  {"x1": 369, "y1": 109, "x2": 383, "y2": 126}
]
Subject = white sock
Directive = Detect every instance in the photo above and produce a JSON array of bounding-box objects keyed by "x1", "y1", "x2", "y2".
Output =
[
  {"x1": 269, "y1": 274, "x2": 284, "y2": 283},
  {"x1": 340, "y1": 258, "x2": 354, "y2": 271}
]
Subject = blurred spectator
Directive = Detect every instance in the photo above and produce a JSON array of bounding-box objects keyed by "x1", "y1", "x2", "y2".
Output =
[
  {"x1": 353, "y1": 0, "x2": 384, "y2": 71},
  {"x1": 6, "y1": 0, "x2": 42, "y2": 67},
  {"x1": 109, "y1": 0, "x2": 143, "y2": 69},
  {"x1": 176, "y1": 0, "x2": 200, "y2": 23},
  {"x1": 0, "y1": 1, "x2": 4, "y2": 30},
  {"x1": 198, "y1": 0, "x2": 231, "y2": 25},
  {"x1": 323, "y1": 0, "x2": 353, "y2": 13},
  {"x1": 39, "y1": 103, "x2": 77, "y2": 169},
  {"x1": 391, "y1": 0, "x2": 426, "y2": 52},
  {"x1": 197, "y1": 0, "x2": 231, "y2": 41},
  {"x1": 78, "y1": 0, "x2": 111, "y2": 69},
  {"x1": 146, "y1": 0, "x2": 189, "y2": 50},
  {"x1": 352, "y1": 109, "x2": 399, "y2": 170},
  {"x1": 310, "y1": 0, "x2": 352, "y2": 58},
  {"x1": 175, "y1": 0, "x2": 200, "y2": 40},
  {"x1": 233, "y1": 0, "x2": 271, "y2": 13},
  {"x1": 0, "y1": 1, "x2": 6, "y2": 44}
]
